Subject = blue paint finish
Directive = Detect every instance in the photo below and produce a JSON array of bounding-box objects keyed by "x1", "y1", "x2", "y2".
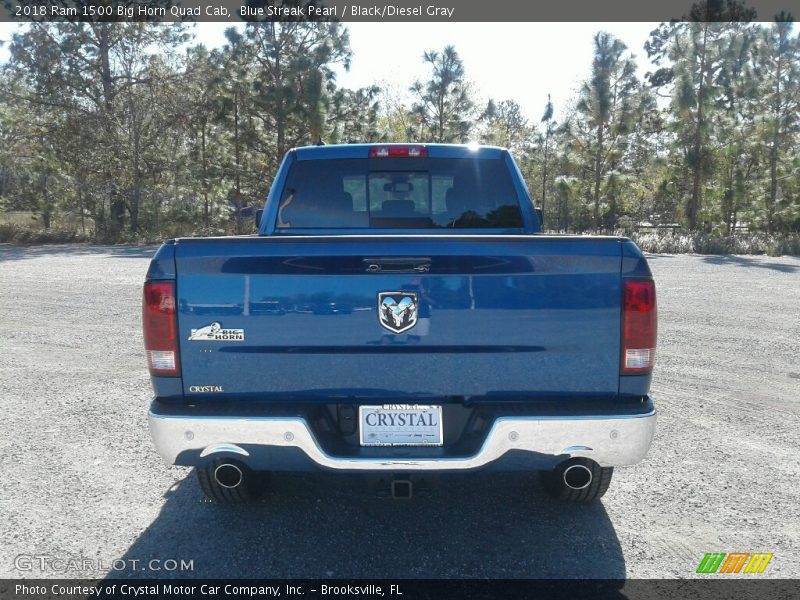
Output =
[
  {"x1": 145, "y1": 240, "x2": 176, "y2": 280},
  {"x1": 173, "y1": 235, "x2": 624, "y2": 400},
  {"x1": 150, "y1": 375, "x2": 184, "y2": 400},
  {"x1": 259, "y1": 151, "x2": 294, "y2": 236},
  {"x1": 504, "y1": 150, "x2": 539, "y2": 233},
  {"x1": 621, "y1": 240, "x2": 653, "y2": 278},
  {"x1": 619, "y1": 374, "x2": 653, "y2": 397}
]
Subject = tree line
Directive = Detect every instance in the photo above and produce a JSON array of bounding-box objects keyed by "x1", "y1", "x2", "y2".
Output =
[{"x1": 0, "y1": 10, "x2": 798, "y2": 242}]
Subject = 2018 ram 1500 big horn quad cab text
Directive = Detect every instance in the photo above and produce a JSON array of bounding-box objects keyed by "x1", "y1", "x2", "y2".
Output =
[{"x1": 144, "y1": 144, "x2": 657, "y2": 503}]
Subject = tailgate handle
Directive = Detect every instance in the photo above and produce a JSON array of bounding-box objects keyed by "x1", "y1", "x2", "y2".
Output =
[{"x1": 364, "y1": 258, "x2": 431, "y2": 273}]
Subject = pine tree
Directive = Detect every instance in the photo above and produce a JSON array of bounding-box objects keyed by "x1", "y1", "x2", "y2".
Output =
[
  {"x1": 482, "y1": 99, "x2": 531, "y2": 154},
  {"x1": 540, "y1": 95, "x2": 555, "y2": 219},
  {"x1": 238, "y1": 22, "x2": 351, "y2": 161},
  {"x1": 755, "y1": 15, "x2": 800, "y2": 232},
  {"x1": 410, "y1": 46, "x2": 476, "y2": 143},
  {"x1": 574, "y1": 32, "x2": 640, "y2": 231},
  {"x1": 646, "y1": 2, "x2": 756, "y2": 230}
]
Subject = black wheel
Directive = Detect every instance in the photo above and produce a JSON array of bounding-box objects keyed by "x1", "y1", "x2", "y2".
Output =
[
  {"x1": 196, "y1": 458, "x2": 263, "y2": 503},
  {"x1": 542, "y1": 458, "x2": 613, "y2": 502}
]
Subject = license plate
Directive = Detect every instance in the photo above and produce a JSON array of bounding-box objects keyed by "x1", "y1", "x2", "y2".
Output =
[{"x1": 359, "y1": 404, "x2": 443, "y2": 447}]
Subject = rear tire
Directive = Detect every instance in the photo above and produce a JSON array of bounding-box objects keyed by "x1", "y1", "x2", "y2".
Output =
[
  {"x1": 196, "y1": 458, "x2": 263, "y2": 503},
  {"x1": 542, "y1": 458, "x2": 613, "y2": 502}
]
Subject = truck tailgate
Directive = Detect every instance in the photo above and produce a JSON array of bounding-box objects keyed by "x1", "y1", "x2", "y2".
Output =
[{"x1": 174, "y1": 236, "x2": 623, "y2": 401}]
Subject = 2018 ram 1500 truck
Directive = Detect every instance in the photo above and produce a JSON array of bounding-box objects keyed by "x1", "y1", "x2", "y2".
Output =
[{"x1": 144, "y1": 144, "x2": 657, "y2": 503}]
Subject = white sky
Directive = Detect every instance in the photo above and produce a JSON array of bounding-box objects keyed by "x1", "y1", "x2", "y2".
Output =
[{"x1": 0, "y1": 21, "x2": 659, "y2": 120}]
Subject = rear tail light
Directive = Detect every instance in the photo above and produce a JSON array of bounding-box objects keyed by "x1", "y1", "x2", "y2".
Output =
[
  {"x1": 143, "y1": 281, "x2": 180, "y2": 377},
  {"x1": 369, "y1": 145, "x2": 428, "y2": 158},
  {"x1": 621, "y1": 279, "x2": 657, "y2": 375}
]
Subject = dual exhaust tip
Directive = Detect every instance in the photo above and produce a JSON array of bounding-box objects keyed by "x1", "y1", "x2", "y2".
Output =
[{"x1": 211, "y1": 459, "x2": 594, "y2": 493}]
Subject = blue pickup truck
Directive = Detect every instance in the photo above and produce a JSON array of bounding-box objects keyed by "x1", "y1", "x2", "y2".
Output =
[{"x1": 144, "y1": 144, "x2": 657, "y2": 503}]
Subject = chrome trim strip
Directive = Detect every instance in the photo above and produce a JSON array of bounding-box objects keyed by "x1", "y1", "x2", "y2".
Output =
[
  {"x1": 200, "y1": 443, "x2": 249, "y2": 458},
  {"x1": 149, "y1": 407, "x2": 656, "y2": 470}
]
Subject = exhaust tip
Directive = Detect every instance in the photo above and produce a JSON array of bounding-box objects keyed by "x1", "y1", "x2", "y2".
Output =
[
  {"x1": 214, "y1": 463, "x2": 244, "y2": 489},
  {"x1": 563, "y1": 464, "x2": 593, "y2": 490}
]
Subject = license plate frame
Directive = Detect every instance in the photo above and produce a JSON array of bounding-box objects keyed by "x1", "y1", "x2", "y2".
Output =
[{"x1": 358, "y1": 404, "x2": 443, "y2": 447}]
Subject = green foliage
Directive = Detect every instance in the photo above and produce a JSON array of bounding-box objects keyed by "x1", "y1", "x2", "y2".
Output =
[
  {"x1": 629, "y1": 230, "x2": 800, "y2": 256},
  {"x1": 535, "y1": 14, "x2": 800, "y2": 237},
  {"x1": 0, "y1": 22, "x2": 374, "y2": 241},
  {"x1": 0, "y1": 15, "x2": 798, "y2": 246},
  {"x1": 482, "y1": 100, "x2": 534, "y2": 155},
  {"x1": 0, "y1": 222, "x2": 91, "y2": 244},
  {"x1": 409, "y1": 45, "x2": 478, "y2": 143},
  {"x1": 564, "y1": 32, "x2": 643, "y2": 231}
]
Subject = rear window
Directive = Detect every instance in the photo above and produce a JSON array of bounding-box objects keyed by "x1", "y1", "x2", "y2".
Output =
[{"x1": 276, "y1": 158, "x2": 523, "y2": 229}]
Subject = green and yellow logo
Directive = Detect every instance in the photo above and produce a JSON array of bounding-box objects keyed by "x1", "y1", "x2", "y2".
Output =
[{"x1": 696, "y1": 552, "x2": 774, "y2": 574}]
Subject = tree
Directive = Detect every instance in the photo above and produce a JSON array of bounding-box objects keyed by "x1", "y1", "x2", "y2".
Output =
[
  {"x1": 327, "y1": 85, "x2": 382, "y2": 144},
  {"x1": 646, "y1": 1, "x2": 756, "y2": 230},
  {"x1": 218, "y1": 22, "x2": 353, "y2": 230},
  {"x1": 410, "y1": 45, "x2": 477, "y2": 143},
  {"x1": 214, "y1": 33, "x2": 254, "y2": 233},
  {"x1": 573, "y1": 32, "x2": 641, "y2": 231},
  {"x1": 482, "y1": 99, "x2": 531, "y2": 154},
  {"x1": 235, "y1": 22, "x2": 352, "y2": 161},
  {"x1": 6, "y1": 22, "x2": 189, "y2": 236},
  {"x1": 624, "y1": 87, "x2": 667, "y2": 228},
  {"x1": 378, "y1": 83, "x2": 416, "y2": 142},
  {"x1": 540, "y1": 94, "x2": 555, "y2": 218},
  {"x1": 755, "y1": 15, "x2": 800, "y2": 232},
  {"x1": 181, "y1": 45, "x2": 228, "y2": 229}
]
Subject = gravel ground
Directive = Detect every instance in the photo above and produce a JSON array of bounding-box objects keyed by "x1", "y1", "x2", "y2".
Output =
[{"x1": 0, "y1": 245, "x2": 798, "y2": 579}]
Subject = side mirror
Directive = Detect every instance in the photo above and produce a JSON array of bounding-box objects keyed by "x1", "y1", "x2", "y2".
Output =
[
  {"x1": 535, "y1": 207, "x2": 544, "y2": 229},
  {"x1": 255, "y1": 208, "x2": 264, "y2": 229}
]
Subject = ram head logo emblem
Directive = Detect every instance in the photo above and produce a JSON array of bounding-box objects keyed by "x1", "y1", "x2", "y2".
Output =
[{"x1": 378, "y1": 292, "x2": 418, "y2": 334}]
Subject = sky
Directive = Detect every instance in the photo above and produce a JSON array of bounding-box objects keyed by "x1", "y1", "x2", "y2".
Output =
[{"x1": 0, "y1": 22, "x2": 659, "y2": 120}]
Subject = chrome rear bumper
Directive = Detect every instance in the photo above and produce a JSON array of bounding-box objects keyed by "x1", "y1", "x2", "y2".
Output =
[{"x1": 148, "y1": 403, "x2": 656, "y2": 471}]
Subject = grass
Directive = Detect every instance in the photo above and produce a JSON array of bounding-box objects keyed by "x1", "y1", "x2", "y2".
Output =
[
  {"x1": 628, "y1": 231, "x2": 800, "y2": 257},
  {"x1": 1, "y1": 221, "x2": 799, "y2": 256},
  {"x1": 0, "y1": 223, "x2": 92, "y2": 244}
]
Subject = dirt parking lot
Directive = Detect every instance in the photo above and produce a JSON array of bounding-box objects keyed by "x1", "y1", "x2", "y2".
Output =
[{"x1": 0, "y1": 245, "x2": 798, "y2": 579}]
